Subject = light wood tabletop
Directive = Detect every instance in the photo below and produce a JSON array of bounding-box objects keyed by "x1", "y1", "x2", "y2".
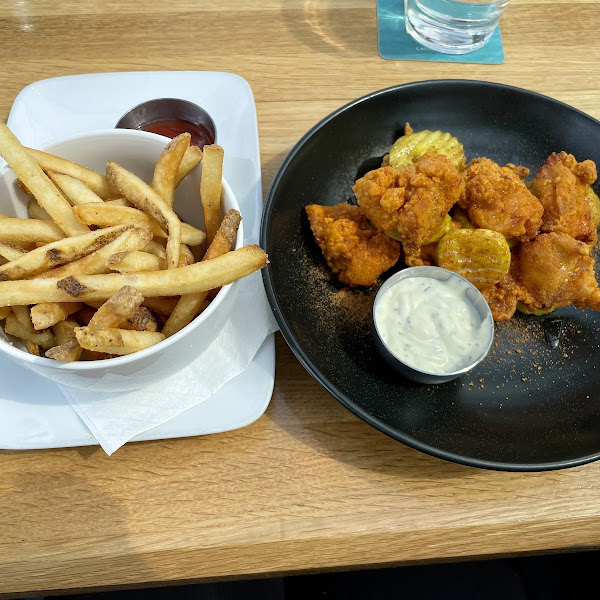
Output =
[{"x1": 2, "y1": 0, "x2": 600, "y2": 597}]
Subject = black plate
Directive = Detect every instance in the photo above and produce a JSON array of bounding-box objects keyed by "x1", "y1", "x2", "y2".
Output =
[{"x1": 260, "y1": 80, "x2": 600, "y2": 471}]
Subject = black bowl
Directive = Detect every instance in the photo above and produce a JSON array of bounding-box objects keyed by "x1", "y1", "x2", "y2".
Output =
[{"x1": 260, "y1": 80, "x2": 600, "y2": 471}]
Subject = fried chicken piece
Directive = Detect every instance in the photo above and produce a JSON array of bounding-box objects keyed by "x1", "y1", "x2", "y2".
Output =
[
  {"x1": 352, "y1": 154, "x2": 464, "y2": 253},
  {"x1": 536, "y1": 151, "x2": 598, "y2": 245},
  {"x1": 403, "y1": 241, "x2": 438, "y2": 267},
  {"x1": 504, "y1": 163, "x2": 530, "y2": 180},
  {"x1": 514, "y1": 232, "x2": 600, "y2": 312},
  {"x1": 305, "y1": 203, "x2": 401, "y2": 287},
  {"x1": 481, "y1": 271, "x2": 522, "y2": 322},
  {"x1": 460, "y1": 158, "x2": 543, "y2": 241}
]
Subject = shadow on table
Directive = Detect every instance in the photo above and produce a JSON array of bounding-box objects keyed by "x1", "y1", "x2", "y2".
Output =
[
  {"x1": 280, "y1": 0, "x2": 375, "y2": 59},
  {"x1": 49, "y1": 550, "x2": 600, "y2": 600}
]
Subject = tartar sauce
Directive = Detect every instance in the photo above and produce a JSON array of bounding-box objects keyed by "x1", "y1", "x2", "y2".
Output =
[{"x1": 374, "y1": 275, "x2": 491, "y2": 374}]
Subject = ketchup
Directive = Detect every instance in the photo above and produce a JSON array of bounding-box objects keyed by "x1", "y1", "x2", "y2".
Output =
[{"x1": 140, "y1": 119, "x2": 215, "y2": 149}]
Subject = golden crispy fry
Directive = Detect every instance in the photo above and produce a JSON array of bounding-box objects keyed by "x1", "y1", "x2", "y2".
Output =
[
  {"x1": 121, "y1": 306, "x2": 158, "y2": 332},
  {"x1": 144, "y1": 240, "x2": 167, "y2": 259},
  {"x1": 73, "y1": 305, "x2": 96, "y2": 325},
  {"x1": 48, "y1": 171, "x2": 104, "y2": 205},
  {"x1": 152, "y1": 133, "x2": 190, "y2": 207},
  {"x1": 30, "y1": 301, "x2": 82, "y2": 330},
  {"x1": 36, "y1": 227, "x2": 153, "y2": 280},
  {"x1": 105, "y1": 197, "x2": 131, "y2": 207},
  {"x1": 75, "y1": 327, "x2": 165, "y2": 355},
  {"x1": 27, "y1": 198, "x2": 52, "y2": 220},
  {"x1": 0, "y1": 306, "x2": 10, "y2": 320},
  {"x1": 200, "y1": 144, "x2": 224, "y2": 245},
  {"x1": 162, "y1": 209, "x2": 241, "y2": 337},
  {"x1": 108, "y1": 251, "x2": 167, "y2": 273},
  {"x1": 5, "y1": 310, "x2": 55, "y2": 349},
  {"x1": 142, "y1": 296, "x2": 179, "y2": 315},
  {"x1": 45, "y1": 319, "x2": 82, "y2": 362},
  {"x1": 178, "y1": 244, "x2": 195, "y2": 266},
  {"x1": 0, "y1": 217, "x2": 65, "y2": 244},
  {"x1": 88, "y1": 285, "x2": 144, "y2": 331},
  {"x1": 0, "y1": 224, "x2": 129, "y2": 281},
  {"x1": 14, "y1": 178, "x2": 32, "y2": 196},
  {"x1": 81, "y1": 349, "x2": 113, "y2": 360},
  {"x1": 25, "y1": 340, "x2": 40, "y2": 356},
  {"x1": 0, "y1": 245, "x2": 267, "y2": 306},
  {"x1": 176, "y1": 145, "x2": 203, "y2": 187},
  {"x1": 0, "y1": 123, "x2": 89, "y2": 236},
  {"x1": 106, "y1": 161, "x2": 183, "y2": 268},
  {"x1": 72, "y1": 204, "x2": 205, "y2": 246},
  {"x1": 26, "y1": 147, "x2": 114, "y2": 199},
  {"x1": 0, "y1": 241, "x2": 26, "y2": 262}
]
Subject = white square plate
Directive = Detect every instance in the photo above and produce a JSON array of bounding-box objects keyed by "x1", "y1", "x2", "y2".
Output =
[{"x1": 0, "y1": 71, "x2": 275, "y2": 449}]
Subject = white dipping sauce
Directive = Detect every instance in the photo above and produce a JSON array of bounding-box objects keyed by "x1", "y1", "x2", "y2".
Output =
[{"x1": 374, "y1": 275, "x2": 490, "y2": 374}]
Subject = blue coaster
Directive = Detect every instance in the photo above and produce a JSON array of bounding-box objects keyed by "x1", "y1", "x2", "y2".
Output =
[{"x1": 378, "y1": 0, "x2": 504, "y2": 64}]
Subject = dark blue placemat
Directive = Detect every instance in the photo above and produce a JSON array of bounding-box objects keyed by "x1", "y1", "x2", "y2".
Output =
[{"x1": 378, "y1": 0, "x2": 504, "y2": 64}]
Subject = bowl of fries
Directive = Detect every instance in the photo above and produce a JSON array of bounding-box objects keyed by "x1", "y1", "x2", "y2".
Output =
[{"x1": 0, "y1": 125, "x2": 268, "y2": 391}]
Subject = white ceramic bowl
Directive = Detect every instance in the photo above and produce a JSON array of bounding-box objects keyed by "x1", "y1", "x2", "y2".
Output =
[{"x1": 0, "y1": 129, "x2": 243, "y2": 391}]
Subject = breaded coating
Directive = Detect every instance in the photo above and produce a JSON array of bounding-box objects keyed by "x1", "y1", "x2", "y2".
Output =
[
  {"x1": 353, "y1": 154, "x2": 464, "y2": 252},
  {"x1": 481, "y1": 271, "x2": 521, "y2": 322},
  {"x1": 504, "y1": 163, "x2": 530, "y2": 180},
  {"x1": 515, "y1": 232, "x2": 600, "y2": 312},
  {"x1": 461, "y1": 158, "x2": 543, "y2": 241},
  {"x1": 536, "y1": 151, "x2": 598, "y2": 244},
  {"x1": 305, "y1": 203, "x2": 401, "y2": 288}
]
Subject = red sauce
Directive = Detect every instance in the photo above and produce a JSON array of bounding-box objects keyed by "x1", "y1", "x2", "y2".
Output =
[{"x1": 140, "y1": 119, "x2": 215, "y2": 149}]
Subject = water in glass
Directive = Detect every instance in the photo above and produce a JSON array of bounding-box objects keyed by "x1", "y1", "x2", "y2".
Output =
[{"x1": 405, "y1": 0, "x2": 510, "y2": 54}]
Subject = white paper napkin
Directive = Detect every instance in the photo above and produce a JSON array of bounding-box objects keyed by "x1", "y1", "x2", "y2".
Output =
[{"x1": 57, "y1": 272, "x2": 279, "y2": 455}]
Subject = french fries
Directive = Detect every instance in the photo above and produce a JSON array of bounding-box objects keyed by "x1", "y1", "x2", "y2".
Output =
[
  {"x1": 72, "y1": 204, "x2": 206, "y2": 246},
  {"x1": 37, "y1": 227, "x2": 153, "y2": 279},
  {"x1": 0, "y1": 224, "x2": 130, "y2": 281},
  {"x1": 27, "y1": 198, "x2": 52, "y2": 220},
  {"x1": 144, "y1": 240, "x2": 167, "y2": 259},
  {"x1": 26, "y1": 340, "x2": 41, "y2": 356},
  {"x1": 5, "y1": 311, "x2": 55, "y2": 349},
  {"x1": 0, "y1": 241, "x2": 26, "y2": 262},
  {"x1": 200, "y1": 144, "x2": 224, "y2": 245},
  {"x1": 163, "y1": 209, "x2": 241, "y2": 337},
  {"x1": 75, "y1": 327, "x2": 165, "y2": 355},
  {"x1": 176, "y1": 145, "x2": 203, "y2": 187},
  {"x1": 26, "y1": 147, "x2": 114, "y2": 199},
  {"x1": 0, "y1": 245, "x2": 267, "y2": 305},
  {"x1": 0, "y1": 217, "x2": 65, "y2": 244},
  {"x1": 108, "y1": 251, "x2": 167, "y2": 273},
  {"x1": 122, "y1": 306, "x2": 158, "y2": 332},
  {"x1": 0, "y1": 122, "x2": 89, "y2": 236},
  {"x1": 106, "y1": 161, "x2": 182, "y2": 269},
  {"x1": 152, "y1": 132, "x2": 190, "y2": 207},
  {"x1": 30, "y1": 302, "x2": 82, "y2": 331},
  {"x1": 0, "y1": 123, "x2": 269, "y2": 361},
  {"x1": 45, "y1": 319, "x2": 82, "y2": 362},
  {"x1": 88, "y1": 285, "x2": 144, "y2": 330},
  {"x1": 49, "y1": 171, "x2": 104, "y2": 205}
]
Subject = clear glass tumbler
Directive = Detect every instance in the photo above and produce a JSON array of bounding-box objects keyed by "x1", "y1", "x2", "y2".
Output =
[{"x1": 405, "y1": 0, "x2": 510, "y2": 54}]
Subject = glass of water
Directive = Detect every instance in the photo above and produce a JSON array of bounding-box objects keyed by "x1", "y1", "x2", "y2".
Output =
[{"x1": 405, "y1": 0, "x2": 510, "y2": 54}]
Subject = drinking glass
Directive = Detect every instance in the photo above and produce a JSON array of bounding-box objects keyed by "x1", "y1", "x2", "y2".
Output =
[{"x1": 405, "y1": 0, "x2": 510, "y2": 54}]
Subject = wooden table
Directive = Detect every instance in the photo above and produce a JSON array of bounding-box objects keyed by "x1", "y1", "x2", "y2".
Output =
[{"x1": 1, "y1": 0, "x2": 600, "y2": 597}]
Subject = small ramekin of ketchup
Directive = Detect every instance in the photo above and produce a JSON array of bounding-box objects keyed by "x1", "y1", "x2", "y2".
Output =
[{"x1": 115, "y1": 98, "x2": 216, "y2": 149}]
